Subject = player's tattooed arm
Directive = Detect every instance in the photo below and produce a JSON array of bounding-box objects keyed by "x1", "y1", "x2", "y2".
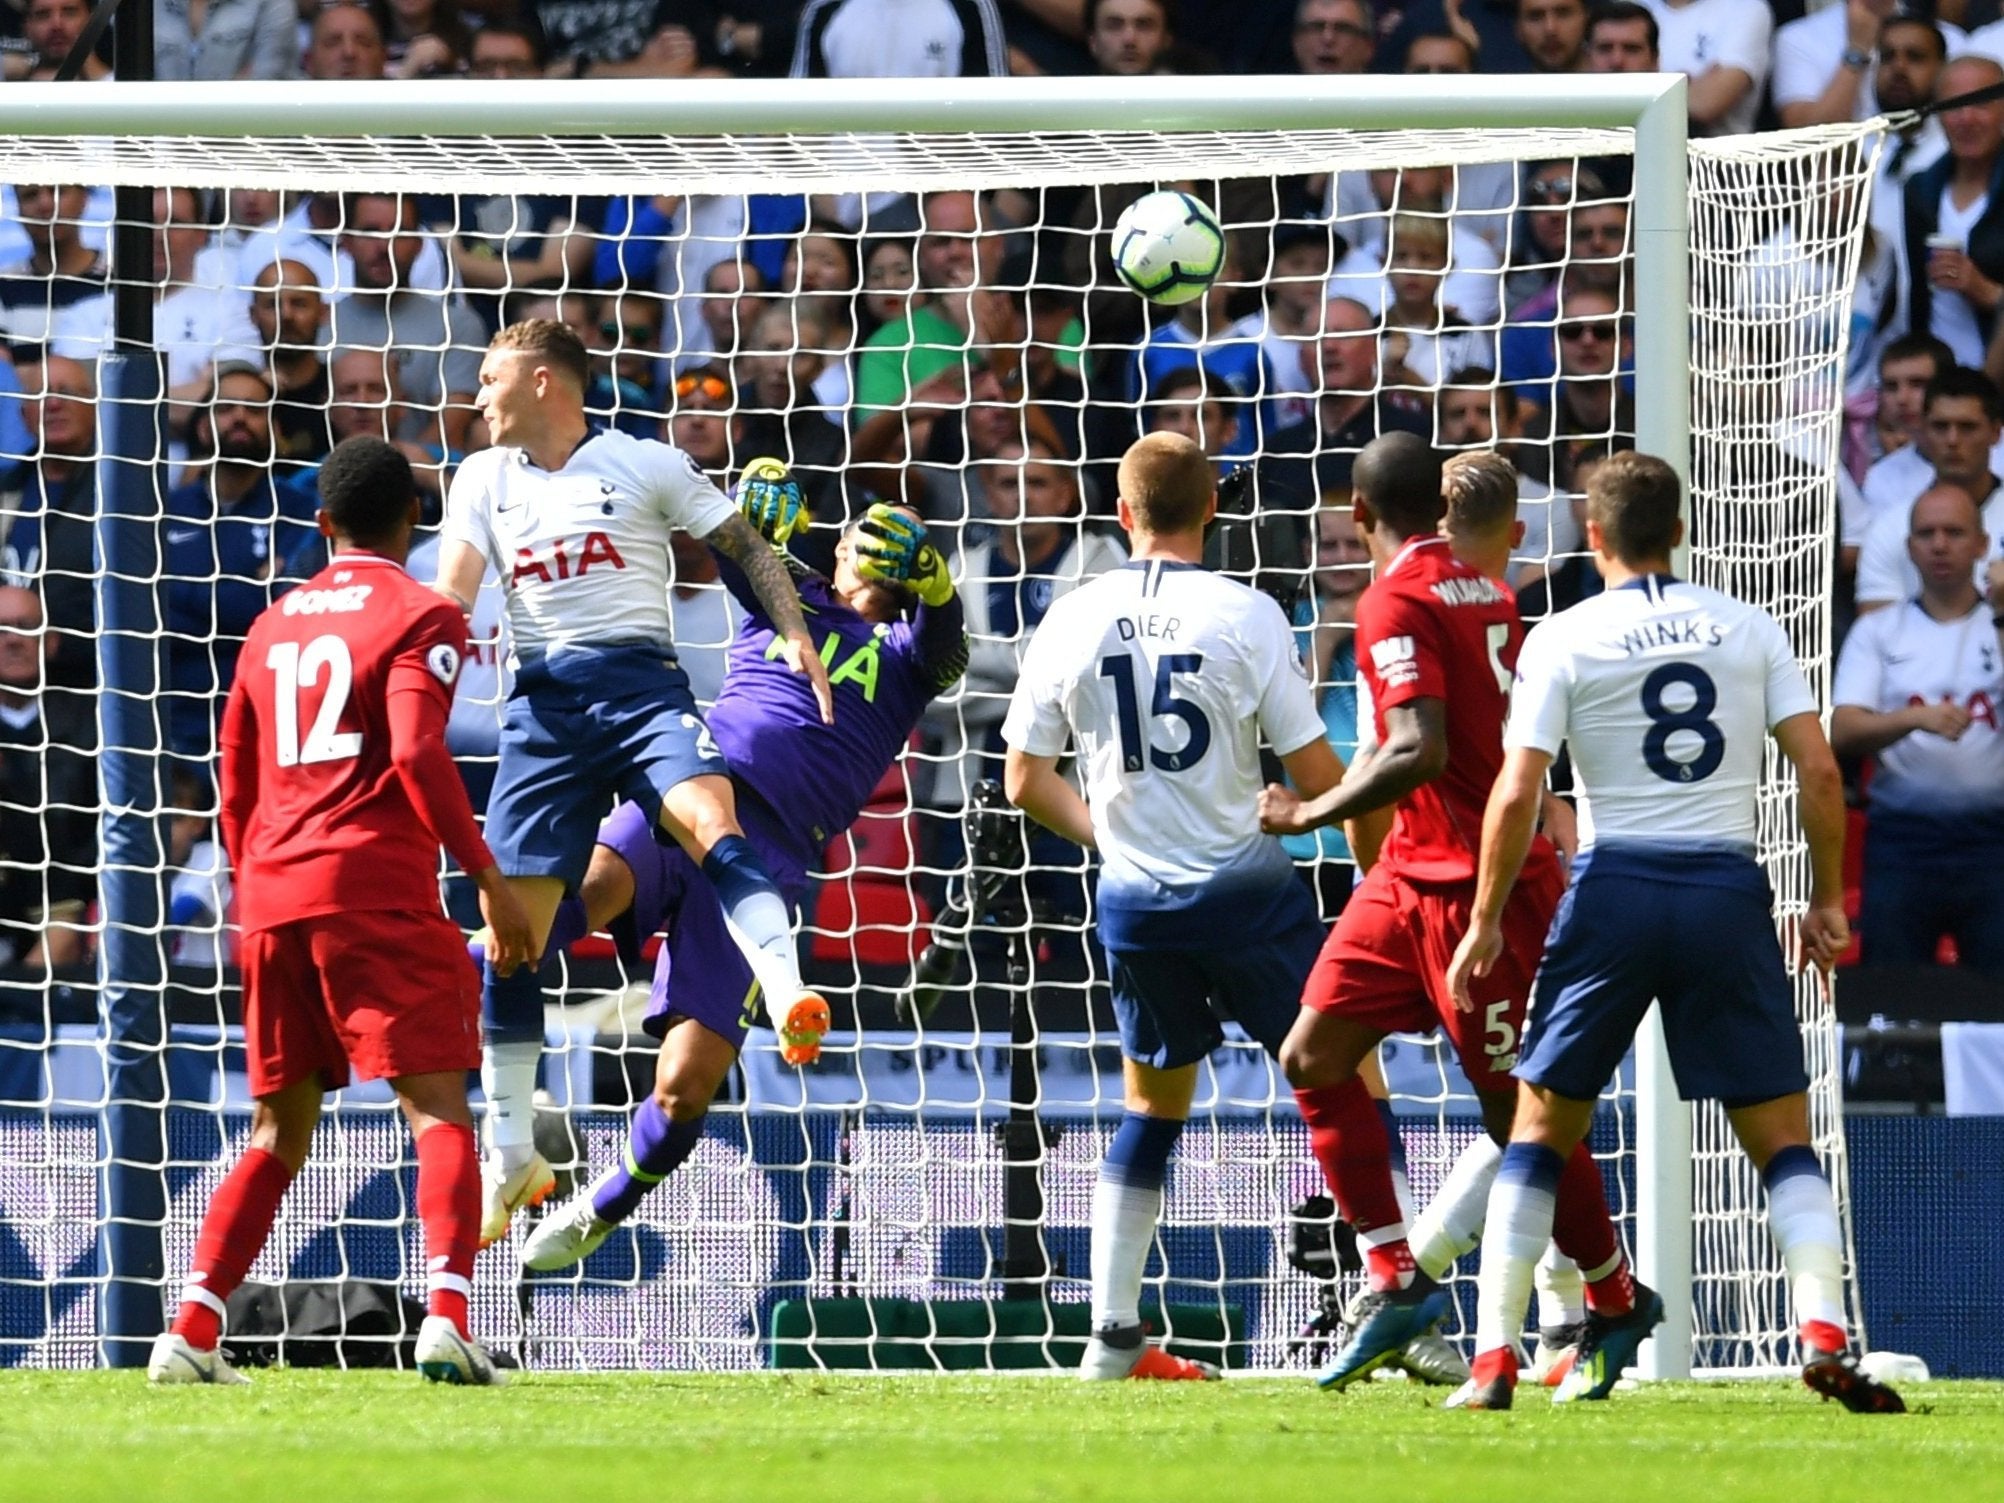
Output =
[
  {"x1": 1259, "y1": 698, "x2": 1447, "y2": 836},
  {"x1": 706, "y1": 512, "x2": 836, "y2": 723},
  {"x1": 708, "y1": 511, "x2": 809, "y2": 637}
]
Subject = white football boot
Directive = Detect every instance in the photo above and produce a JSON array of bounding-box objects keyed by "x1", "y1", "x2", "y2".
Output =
[
  {"x1": 521, "y1": 1183, "x2": 618, "y2": 1272},
  {"x1": 414, "y1": 1316, "x2": 507, "y2": 1386},
  {"x1": 147, "y1": 1332, "x2": 250, "y2": 1386},
  {"x1": 479, "y1": 1149, "x2": 556, "y2": 1248}
]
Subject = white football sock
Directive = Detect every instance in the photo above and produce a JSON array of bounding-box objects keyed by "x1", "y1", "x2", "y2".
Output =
[
  {"x1": 1474, "y1": 1144, "x2": 1562, "y2": 1358},
  {"x1": 1412, "y1": 1133, "x2": 1502, "y2": 1281},
  {"x1": 1534, "y1": 1246, "x2": 1587, "y2": 1329},
  {"x1": 481, "y1": 1040, "x2": 541, "y2": 1172},
  {"x1": 1090, "y1": 1177, "x2": 1163, "y2": 1330},
  {"x1": 1767, "y1": 1158, "x2": 1849, "y2": 1342},
  {"x1": 715, "y1": 893, "x2": 809, "y2": 1023}
]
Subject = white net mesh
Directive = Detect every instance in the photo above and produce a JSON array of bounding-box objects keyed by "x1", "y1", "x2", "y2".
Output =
[{"x1": 0, "y1": 98, "x2": 1878, "y2": 1373}]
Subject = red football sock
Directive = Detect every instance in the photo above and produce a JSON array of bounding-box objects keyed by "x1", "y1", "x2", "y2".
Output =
[
  {"x1": 1551, "y1": 1144, "x2": 1633, "y2": 1315},
  {"x1": 1295, "y1": 1079, "x2": 1411, "y2": 1291},
  {"x1": 1801, "y1": 1319, "x2": 1848, "y2": 1356},
  {"x1": 171, "y1": 1147, "x2": 294, "y2": 1352},
  {"x1": 416, "y1": 1121, "x2": 481, "y2": 1337}
]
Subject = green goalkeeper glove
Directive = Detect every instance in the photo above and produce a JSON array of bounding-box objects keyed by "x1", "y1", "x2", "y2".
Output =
[
  {"x1": 853, "y1": 503, "x2": 953, "y2": 607},
  {"x1": 734, "y1": 457, "x2": 807, "y2": 546}
]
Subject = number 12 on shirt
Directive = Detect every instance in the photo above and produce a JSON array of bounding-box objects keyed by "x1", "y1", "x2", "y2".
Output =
[
  {"x1": 266, "y1": 635, "x2": 361, "y2": 767},
  {"x1": 1098, "y1": 651, "x2": 1211, "y2": 773}
]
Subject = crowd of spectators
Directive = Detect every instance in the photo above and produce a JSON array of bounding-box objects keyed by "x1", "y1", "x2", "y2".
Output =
[{"x1": 0, "y1": 0, "x2": 1996, "y2": 1010}]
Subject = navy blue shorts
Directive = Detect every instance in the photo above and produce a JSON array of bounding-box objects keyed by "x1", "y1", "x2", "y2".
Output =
[
  {"x1": 485, "y1": 644, "x2": 729, "y2": 889},
  {"x1": 1514, "y1": 844, "x2": 1810, "y2": 1108},
  {"x1": 1104, "y1": 876, "x2": 1324, "y2": 1070}
]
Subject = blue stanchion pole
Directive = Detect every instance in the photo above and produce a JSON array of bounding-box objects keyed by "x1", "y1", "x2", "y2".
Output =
[
  {"x1": 95, "y1": 347, "x2": 167, "y2": 1368},
  {"x1": 93, "y1": 0, "x2": 163, "y2": 1370}
]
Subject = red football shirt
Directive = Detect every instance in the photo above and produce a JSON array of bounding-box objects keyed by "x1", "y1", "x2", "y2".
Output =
[
  {"x1": 220, "y1": 552, "x2": 488, "y2": 933},
  {"x1": 1357, "y1": 536, "x2": 1546, "y2": 884}
]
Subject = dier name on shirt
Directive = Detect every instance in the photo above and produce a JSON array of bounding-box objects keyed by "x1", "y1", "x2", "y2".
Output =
[{"x1": 1118, "y1": 615, "x2": 1181, "y2": 643}]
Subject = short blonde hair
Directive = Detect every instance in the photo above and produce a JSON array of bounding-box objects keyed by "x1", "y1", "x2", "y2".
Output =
[
  {"x1": 1389, "y1": 214, "x2": 1449, "y2": 268},
  {"x1": 1119, "y1": 431, "x2": 1214, "y2": 535},
  {"x1": 489, "y1": 318, "x2": 589, "y2": 391},
  {"x1": 1441, "y1": 451, "x2": 1519, "y2": 535}
]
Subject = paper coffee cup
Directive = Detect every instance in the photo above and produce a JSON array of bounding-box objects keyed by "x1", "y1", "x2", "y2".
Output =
[{"x1": 1927, "y1": 232, "x2": 1963, "y2": 253}]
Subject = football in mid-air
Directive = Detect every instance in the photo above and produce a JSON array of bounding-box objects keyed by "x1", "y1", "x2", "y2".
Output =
[{"x1": 1111, "y1": 189, "x2": 1225, "y2": 306}]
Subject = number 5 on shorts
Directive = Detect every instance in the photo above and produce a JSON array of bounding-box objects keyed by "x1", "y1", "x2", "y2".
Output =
[{"x1": 1484, "y1": 999, "x2": 1518, "y2": 1068}]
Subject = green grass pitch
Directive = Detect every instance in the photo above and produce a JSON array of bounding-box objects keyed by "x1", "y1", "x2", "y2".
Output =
[{"x1": 10, "y1": 1372, "x2": 2002, "y2": 1503}]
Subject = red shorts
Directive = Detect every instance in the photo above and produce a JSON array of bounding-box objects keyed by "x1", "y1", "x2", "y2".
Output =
[
  {"x1": 1300, "y1": 856, "x2": 1566, "y2": 1095},
  {"x1": 240, "y1": 908, "x2": 480, "y2": 1097}
]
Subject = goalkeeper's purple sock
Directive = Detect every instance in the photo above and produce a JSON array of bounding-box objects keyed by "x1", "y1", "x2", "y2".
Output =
[
  {"x1": 545, "y1": 896, "x2": 589, "y2": 955},
  {"x1": 591, "y1": 1098, "x2": 704, "y2": 1224}
]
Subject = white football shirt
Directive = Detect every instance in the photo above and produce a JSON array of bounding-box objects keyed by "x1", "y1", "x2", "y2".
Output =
[
  {"x1": 1642, "y1": 0, "x2": 1774, "y2": 138},
  {"x1": 1002, "y1": 559, "x2": 1325, "y2": 903},
  {"x1": 1833, "y1": 599, "x2": 2004, "y2": 820},
  {"x1": 1507, "y1": 575, "x2": 1817, "y2": 850},
  {"x1": 441, "y1": 429, "x2": 736, "y2": 658}
]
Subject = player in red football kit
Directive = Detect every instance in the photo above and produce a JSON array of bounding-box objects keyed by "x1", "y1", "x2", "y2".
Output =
[
  {"x1": 149, "y1": 436, "x2": 537, "y2": 1388},
  {"x1": 1261, "y1": 436, "x2": 1645, "y2": 1389}
]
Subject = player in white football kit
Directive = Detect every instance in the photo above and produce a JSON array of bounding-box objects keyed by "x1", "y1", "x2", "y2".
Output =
[
  {"x1": 432, "y1": 320, "x2": 835, "y2": 1243},
  {"x1": 1002, "y1": 433, "x2": 1344, "y2": 1380},
  {"x1": 1444, "y1": 451, "x2": 1903, "y2": 1413}
]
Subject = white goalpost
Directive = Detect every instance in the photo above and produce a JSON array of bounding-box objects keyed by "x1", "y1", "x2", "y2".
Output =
[{"x1": 0, "y1": 76, "x2": 1878, "y2": 1376}]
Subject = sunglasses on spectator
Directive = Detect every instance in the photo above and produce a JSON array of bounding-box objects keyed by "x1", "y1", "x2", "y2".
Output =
[
  {"x1": 1560, "y1": 321, "x2": 1619, "y2": 344},
  {"x1": 1528, "y1": 176, "x2": 1573, "y2": 199},
  {"x1": 604, "y1": 320, "x2": 659, "y2": 342},
  {"x1": 676, "y1": 374, "x2": 730, "y2": 401}
]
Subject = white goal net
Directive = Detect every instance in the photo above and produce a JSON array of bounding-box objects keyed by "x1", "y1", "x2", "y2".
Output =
[{"x1": 0, "y1": 79, "x2": 1877, "y2": 1375}]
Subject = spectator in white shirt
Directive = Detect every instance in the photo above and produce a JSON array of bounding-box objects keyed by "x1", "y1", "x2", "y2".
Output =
[
  {"x1": 1833, "y1": 484, "x2": 2004, "y2": 977},
  {"x1": 1853, "y1": 336, "x2": 1960, "y2": 555},
  {"x1": 1903, "y1": 54, "x2": 2004, "y2": 373},
  {"x1": 1772, "y1": 0, "x2": 1945, "y2": 129},
  {"x1": 1227, "y1": 222, "x2": 1333, "y2": 434},
  {"x1": 51, "y1": 187, "x2": 257, "y2": 436},
  {"x1": 1328, "y1": 166, "x2": 1505, "y2": 327},
  {"x1": 1640, "y1": 0, "x2": 1773, "y2": 137},
  {"x1": 1377, "y1": 214, "x2": 1495, "y2": 390},
  {"x1": 1857, "y1": 368, "x2": 2004, "y2": 613}
]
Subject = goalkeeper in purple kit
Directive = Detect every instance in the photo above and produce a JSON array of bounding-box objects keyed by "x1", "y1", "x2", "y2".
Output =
[{"x1": 521, "y1": 469, "x2": 967, "y2": 1269}]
